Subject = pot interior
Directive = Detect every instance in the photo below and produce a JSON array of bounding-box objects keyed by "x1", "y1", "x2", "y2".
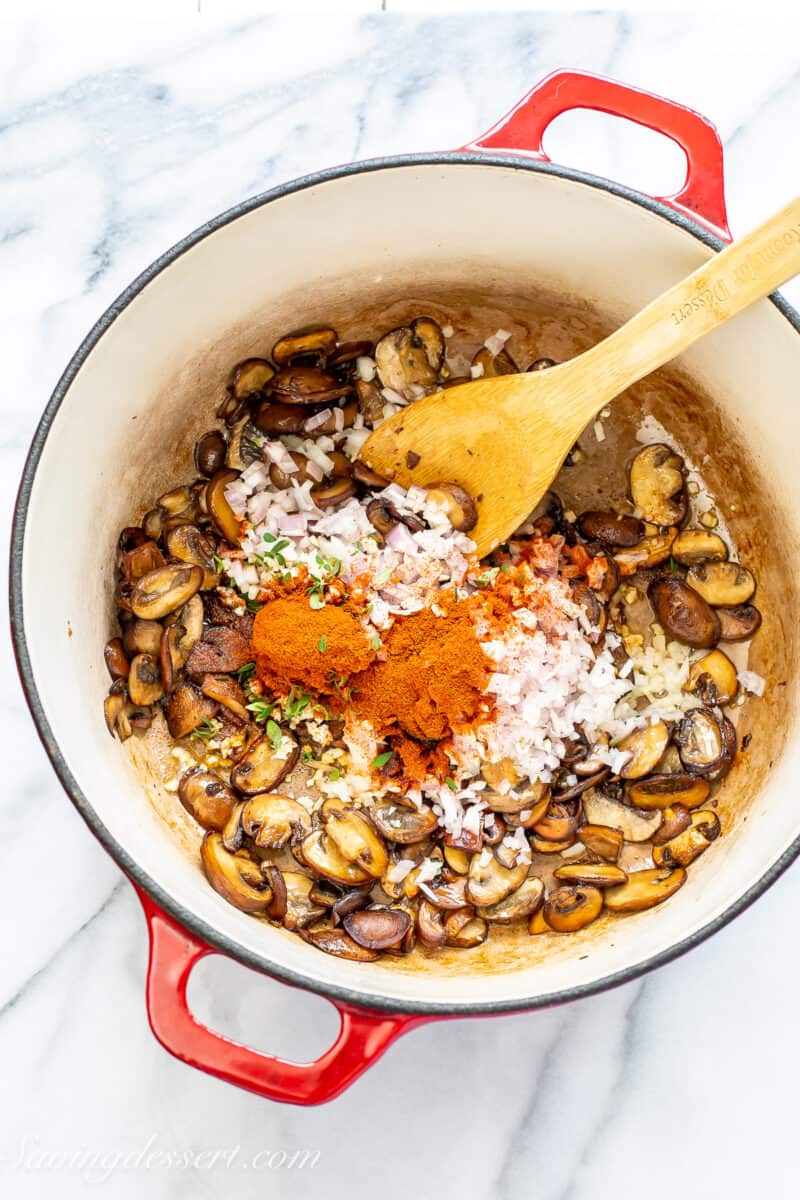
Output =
[{"x1": 19, "y1": 161, "x2": 800, "y2": 1010}]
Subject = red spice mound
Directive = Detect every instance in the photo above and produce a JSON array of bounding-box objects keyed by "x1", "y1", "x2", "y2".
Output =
[{"x1": 251, "y1": 597, "x2": 376, "y2": 694}]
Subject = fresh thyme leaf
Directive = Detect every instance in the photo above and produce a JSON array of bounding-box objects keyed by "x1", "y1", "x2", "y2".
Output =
[
  {"x1": 475, "y1": 567, "x2": 500, "y2": 587},
  {"x1": 234, "y1": 662, "x2": 256, "y2": 684},
  {"x1": 190, "y1": 717, "x2": 221, "y2": 741},
  {"x1": 265, "y1": 719, "x2": 283, "y2": 750},
  {"x1": 262, "y1": 531, "x2": 276, "y2": 543},
  {"x1": 318, "y1": 636, "x2": 328, "y2": 653},
  {"x1": 329, "y1": 767, "x2": 341, "y2": 782},
  {"x1": 302, "y1": 746, "x2": 313, "y2": 762},
  {"x1": 246, "y1": 698, "x2": 274, "y2": 724},
  {"x1": 669, "y1": 556, "x2": 677, "y2": 571},
  {"x1": 309, "y1": 592, "x2": 325, "y2": 610},
  {"x1": 246, "y1": 598, "x2": 263, "y2": 613},
  {"x1": 445, "y1": 776, "x2": 458, "y2": 791},
  {"x1": 372, "y1": 751, "x2": 393, "y2": 769},
  {"x1": 284, "y1": 686, "x2": 311, "y2": 719},
  {"x1": 212, "y1": 554, "x2": 226, "y2": 574}
]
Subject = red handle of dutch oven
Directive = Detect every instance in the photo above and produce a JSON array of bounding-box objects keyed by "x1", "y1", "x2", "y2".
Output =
[
  {"x1": 463, "y1": 68, "x2": 731, "y2": 241},
  {"x1": 137, "y1": 71, "x2": 732, "y2": 1106},
  {"x1": 137, "y1": 889, "x2": 430, "y2": 1105}
]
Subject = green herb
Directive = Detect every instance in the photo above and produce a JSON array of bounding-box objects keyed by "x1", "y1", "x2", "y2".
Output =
[
  {"x1": 302, "y1": 746, "x2": 314, "y2": 762},
  {"x1": 309, "y1": 592, "x2": 325, "y2": 610},
  {"x1": 669, "y1": 556, "x2": 677, "y2": 571},
  {"x1": 246, "y1": 598, "x2": 263, "y2": 613},
  {"x1": 329, "y1": 767, "x2": 341, "y2": 782},
  {"x1": 500, "y1": 562, "x2": 512, "y2": 574},
  {"x1": 318, "y1": 636, "x2": 328, "y2": 653},
  {"x1": 262, "y1": 531, "x2": 276, "y2": 543},
  {"x1": 373, "y1": 569, "x2": 391, "y2": 587},
  {"x1": 372, "y1": 750, "x2": 393, "y2": 770},
  {"x1": 234, "y1": 662, "x2": 256, "y2": 684},
  {"x1": 475, "y1": 567, "x2": 500, "y2": 587},
  {"x1": 265, "y1": 719, "x2": 283, "y2": 750},
  {"x1": 315, "y1": 553, "x2": 341, "y2": 577},
  {"x1": 370, "y1": 634, "x2": 381, "y2": 650},
  {"x1": 246, "y1": 698, "x2": 274, "y2": 724},
  {"x1": 213, "y1": 554, "x2": 226, "y2": 574},
  {"x1": 284, "y1": 686, "x2": 312, "y2": 720},
  {"x1": 445, "y1": 776, "x2": 458, "y2": 791},
  {"x1": 190, "y1": 718, "x2": 222, "y2": 742}
]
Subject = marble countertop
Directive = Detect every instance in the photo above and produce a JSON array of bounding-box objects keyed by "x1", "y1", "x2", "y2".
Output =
[{"x1": 3, "y1": 10, "x2": 800, "y2": 1198}]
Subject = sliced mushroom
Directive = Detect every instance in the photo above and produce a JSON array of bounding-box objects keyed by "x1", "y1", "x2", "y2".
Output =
[
  {"x1": 186, "y1": 626, "x2": 252, "y2": 677},
  {"x1": 686, "y1": 561, "x2": 756, "y2": 607},
  {"x1": 443, "y1": 846, "x2": 470, "y2": 875},
  {"x1": 629, "y1": 443, "x2": 687, "y2": 526},
  {"x1": 230, "y1": 731, "x2": 299, "y2": 795},
  {"x1": 303, "y1": 927, "x2": 379, "y2": 962},
  {"x1": 322, "y1": 803, "x2": 389, "y2": 878},
  {"x1": 127, "y1": 653, "x2": 164, "y2": 706},
  {"x1": 471, "y1": 346, "x2": 517, "y2": 377},
  {"x1": 583, "y1": 790, "x2": 662, "y2": 843},
  {"x1": 653, "y1": 809, "x2": 720, "y2": 867},
  {"x1": 577, "y1": 511, "x2": 645, "y2": 547},
  {"x1": 486, "y1": 781, "x2": 550, "y2": 819},
  {"x1": 672, "y1": 529, "x2": 728, "y2": 565},
  {"x1": 352, "y1": 461, "x2": 391, "y2": 490},
  {"x1": 529, "y1": 356, "x2": 557, "y2": 371},
  {"x1": 328, "y1": 339, "x2": 374, "y2": 367},
  {"x1": 164, "y1": 524, "x2": 219, "y2": 589},
  {"x1": 416, "y1": 900, "x2": 447, "y2": 948},
  {"x1": 446, "y1": 914, "x2": 488, "y2": 949},
  {"x1": 370, "y1": 799, "x2": 439, "y2": 844},
  {"x1": 282, "y1": 872, "x2": 328, "y2": 930},
  {"x1": 355, "y1": 378, "x2": 386, "y2": 428},
  {"x1": 477, "y1": 877, "x2": 544, "y2": 923},
  {"x1": 178, "y1": 767, "x2": 238, "y2": 831},
  {"x1": 569, "y1": 582, "x2": 606, "y2": 643},
  {"x1": 417, "y1": 875, "x2": 469, "y2": 911},
  {"x1": 300, "y1": 829, "x2": 372, "y2": 887},
  {"x1": 544, "y1": 885, "x2": 604, "y2": 932},
  {"x1": 159, "y1": 624, "x2": 184, "y2": 693},
  {"x1": 410, "y1": 317, "x2": 445, "y2": 372},
  {"x1": 553, "y1": 862, "x2": 627, "y2": 887},
  {"x1": 365, "y1": 497, "x2": 398, "y2": 536},
  {"x1": 141, "y1": 508, "x2": 163, "y2": 540},
  {"x1": 164, "y1": 682, "x2": 219, "y2": 738},
  {"x1": 651, "y1": 803, "x2": 692, "y2": 846},
  {"x1": 195, "y1": 429, "x2": 228, "y2": 477},
  {"x1": 268, "y1": 451, "x2": 315, "y2": 490},
  {"x1": 118, "y1": 540, "x2": 165, "y2": 584},
  {"x1": 270, "y1": 365, "x2": 351, "y2": 405},
  {"x1": 224, "y1": 417, "x2": 263, "y2": 471},
  {"x1": 685, "y1": 648, "x2": 738, "y2": 705},
  {"x1": 240, "y1": 793, "x2": 312, "y2": 848},
  {"x1": 130, "y1": 563, "x2": 203, "y2": 621},
  {"x1": 716, "y1": 603, "x2": 762, "y2": 642},
  {"x1": 177, "y1": 594, "x2": 204, "y2": 658},
  {"x1": 230, "y1": 357, "x2": 275, "y2": 399},
  {"x1": 123, "y1": 618, "x2": 163, "y2": 657},
  {"x1": 579, "y1": 824, "x2": 624, "y2": 862},
  {"x1": 343, "y1": 907, "x2": 411, "y2": 951},
  {"x1": 252, "y1": 399, "x2": 307, "y2": 437},
  {"x1": 604, "y1": 866, "x2": 687, "y2": 913},
  {"x1": 272, "y1": 326, "x2": 337, "y2": 367},
  {"x1": 311, "y1": 478, "x2": 357, "y2": 508},
  {"x1": 332, "y1": 890, "x2": 370, "y2": 922},
  {"x1": 104, "y1": 682, "x2": 133, "y2": 741},
  {"x1": 157, "y1": 484, "x2": 200, "y2": 521},
  {"x1": 677, "y1": 707, "x2": 736, "y2": 778},
  {"x1": 627, "y1": 773, "x2": 711, "y2": 811},
  {"x1": 205, "y1": 468, "x2": 242, "y2": 546},
  {"x1": 199, "y1": 674, "x2": 249, "y2": 722},
  {"x1": 617, "y1": 721, "x2": 669, "y2": 779},
  {"x1": 532, "y1": 802, "x2": 580, "y2": 843},
  {"x1": 466, "y1": 850, "x2": 529, "y2": 908},
  {"x1": 200, "y1": 833, "x2": 272, "y2": 914},
  {"x1": 613, "y1": 530, "x2": 677, "y2": 575},
  {"x1": 648, "y1": 577, "x2": 720, "y2": 648},
  {"x1": 375, "y1": 326, "x2": 439, "y2": 397},
  {"x1": 425, "y1": 483, "x2": 478, "y2": 532},
  {"x1": 104, "y1": 638, "x2": 129, "y2": 680}
]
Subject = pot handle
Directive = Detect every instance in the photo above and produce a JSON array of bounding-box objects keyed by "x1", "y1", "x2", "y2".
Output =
[
  {"x1": 136, "y1": 889, "x2": 427, "y2": 1105},
  {"x1": 463, "y1": 69, "x2": 731, "y2": 240}
]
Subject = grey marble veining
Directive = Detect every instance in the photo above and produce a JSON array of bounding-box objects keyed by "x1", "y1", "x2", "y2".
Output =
[{"x1": 2, "y1": 12, "x2": 800, "y2": 1199}]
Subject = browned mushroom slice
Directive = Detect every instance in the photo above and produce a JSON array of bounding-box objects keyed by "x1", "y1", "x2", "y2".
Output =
[
  {"x1": 354, "y1": 378, "x2": 386, "y2": 428},
  {"x1": 322, "y1": 803, "x2": 389, "y2": 878},
  {"x1": 410, "y1": 317, "x2": 445, "y2": 372},
  {"x1": 326, "y1": 451, "x2": 353, "y2": 480},
  {"x1": 446, "y1": 913, "x2": 488, "y2": 949},
  {"x1": 230, "y1": 358, "x2": 275, "y2": 399},
  {"x1": 303, "y1": 927, "x2": 379, "y2": 962},
  {"x1": 544, "y1": 885, "x2": 604, "y2": 932},
  {"x1": 343, "y1": 907, "x2": 411, "y2": 951},
  {"x1": 268, "y1": 451, "x2": 315, "y2": 490},
  {"x1": 627, "y1": 773, "x2": 710, "y2": 811},
  {"x1": 195, "y1": 429, "x2": 228, "y2": 477},
  {"x1": 477, "y1": 877, "x2": 544, "y2": 923},
  {"x1": 416, "y1": 900, "x2": 447, "y2": 947},
  {"x1": 576, "y1": 511, "x2": 645, "y2": 547},
  {"x1": 130, "y1": 564, "x2": 203, "y2": 621},
  {"x1": 260, "y1": 865, "x2": 288, "y2": 923},
  {"x1": 141, "y1": 507, "x2": 163, "y2": 540},
  {"x1": 240, "y1": 793, "x2": 312, "y2": 848},
  {"x1": 230, "y1": 731, "x2": 298, "y2": 795},
  {"x1": 124, "y1": 618, "x2": 163, "y2": 657},
  {"x1": 352, "y1": 461, "x2": 391, "y2": 490},
  {"x1": 164, "y1": 683, "x2": 219, "y2": 738},
  {"x1": 119, "y1": 540, "x2": 165, "y2": 584},
  {"x1": 443, "y1": 846, "x2": 470, "y2": 875},
  {"x1": 375, "y1": 326, "x2": 439, "y2": 397},
  {"x1": 302, "y1": 400, "x2": 359, "y2": 437},
  {"x1": 528, "y1": 907, "x2": 552, "y2": 934},
  {"x1": 672, "y1": 529, "x2": 728, "y2": 565},
  {"x1": 686, "y1": 561, "x2": 756, "y2": 607},
  {"x1": 579, "y1": 824, "x2": 624, "y2": 862},
  {"x1": 157, "y1": 484, "x2": 200, "y2": 521},
  {"x1": 205, "y1": 468, "x2": 242, "y2": 546},
  {"x1": 186, "y1": 626, "x2": 252, "y2": 677},
  {"x1": 252, "y1": 399, "x2": 307, "y2": 437},
  {"x1": 272, "y1": 326, "x2": 337, "y2": 367},
  {"x1": 604, "y1": 866, "x2": 686, "y2": 913},
  {"x1": 328, "y1": 339, "x2": 374, "y2": 367},
  {"x1": 677, "y1": 707, "x2": 736, "y2": 778},
  {"x1": 127, "y1": 653, "x2": 164, "y2": 706},
  {"x1": 569, "y1": 582, "x2": 607, "y2": 643},
  {"x1": 200, "y1": 832, "x2": 272, "y2": 914},
  {"x1": 582, "y1": 790, "x2": 662, "y2": 843},
  {"x1": 531, "y1": 836, "x2": 576, "y2": 854},
  {"x1": 716, "y1": 603, "x2": 762, "y2": 641},
  {"x1": 332, "y1": 890, "x2": 370, "y2": 923},
  {"x1": 282, "y1": 872, "x2": 328, "y2": 930},
  {"x1": 164, "y1": 525, "x2": 220, "y2": 590},
  {"x1": 466, "y1": 850, "x2": 529, "y2": 908},
  {"x1": 425, "y1": 483, "x2": 478, "y2": 532},
  {"x1": 532, "y1": 801, "x2": 580, "y2": 843},
  {"x1": 365, "y1": 497, "x2": 398, "y2": 536},
  {"x1": 653, "y1": 809, "x2": 720, "y2": 868},
  {"x1": 159, "y1": 624, "x2": 184, "y2": 693},
  {"x1": 685, "y1": 648, "x2": 738, "y2": 705},
  {"x1": 178, "y1": 767, "x2": 238, "y2": 831},
  {"x1": 104, "y1": 638, "x2": 129, "y2": 680},
  {"x1": 471, "y1": 346, "x2": 518, "y2": 377},
  {"x1": 270, "y1": 366, "x2": 351, "y2": 405},
  {"x1": 199, "y1": 674, "x2": 249, "y2": 721},
  {"x1": 553, "y1": 863, "x2": 628, "y2": 887},
  {"x1": 618, "y1": 721, "x2": 669, "y2": 779},
  {"x1": 370, "y1": 799, "x2": 439, "y2": 844},
  {"x1": 629, "y1": 443, "x2": 687, "y2": 526},
  {"x1": 486, "y1": 781, "x2": 550, "y2": 819},
  {"x1": 300, "y1": 829, "x2": 372, "y2": 887},
  {"x1": 648, "y1": 577, "x2": 720, "y2": 648},
  {"x1": 417, "y1": 875, "x2": 469, "y2": 911},
  {"x1": 614, "y1": 530, "x2": 677, "y2": 576},
  {"x1": 177, "y1": 594, "x2": 204, "y2": 655},
  {"x1": 651, "y1": 803, "x2": 692, "y2": 846},
  {"x1": 311, "y1": 478, "x2": 357, "y2": 508},
  {"x1": 104, "y1": 682, "x2": 133, "y2": 741}
]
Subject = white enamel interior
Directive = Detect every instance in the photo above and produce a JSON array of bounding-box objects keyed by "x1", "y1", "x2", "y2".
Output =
[{"x1": 20, "y1": 162, "x2": 800, "y2": 1010}]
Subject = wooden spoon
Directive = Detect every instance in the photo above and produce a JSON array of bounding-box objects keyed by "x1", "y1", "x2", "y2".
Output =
[{"x1": 360, "y1": 196, "x2": 800, "y2": 558}]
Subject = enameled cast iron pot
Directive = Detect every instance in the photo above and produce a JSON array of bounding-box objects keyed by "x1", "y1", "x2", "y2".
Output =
[{"x1": 11, "y1": 70, "x2": 800, "y2": 1105}]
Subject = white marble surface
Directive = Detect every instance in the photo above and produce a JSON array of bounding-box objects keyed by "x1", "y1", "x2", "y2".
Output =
[{"x1": 3, "y1": 11, "x2": 800, "y2": 1198}]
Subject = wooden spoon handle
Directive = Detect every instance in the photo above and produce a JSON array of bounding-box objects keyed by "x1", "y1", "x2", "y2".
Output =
[{"x1": 572, "y1": 195, "x2": 800, "y2": 418}]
